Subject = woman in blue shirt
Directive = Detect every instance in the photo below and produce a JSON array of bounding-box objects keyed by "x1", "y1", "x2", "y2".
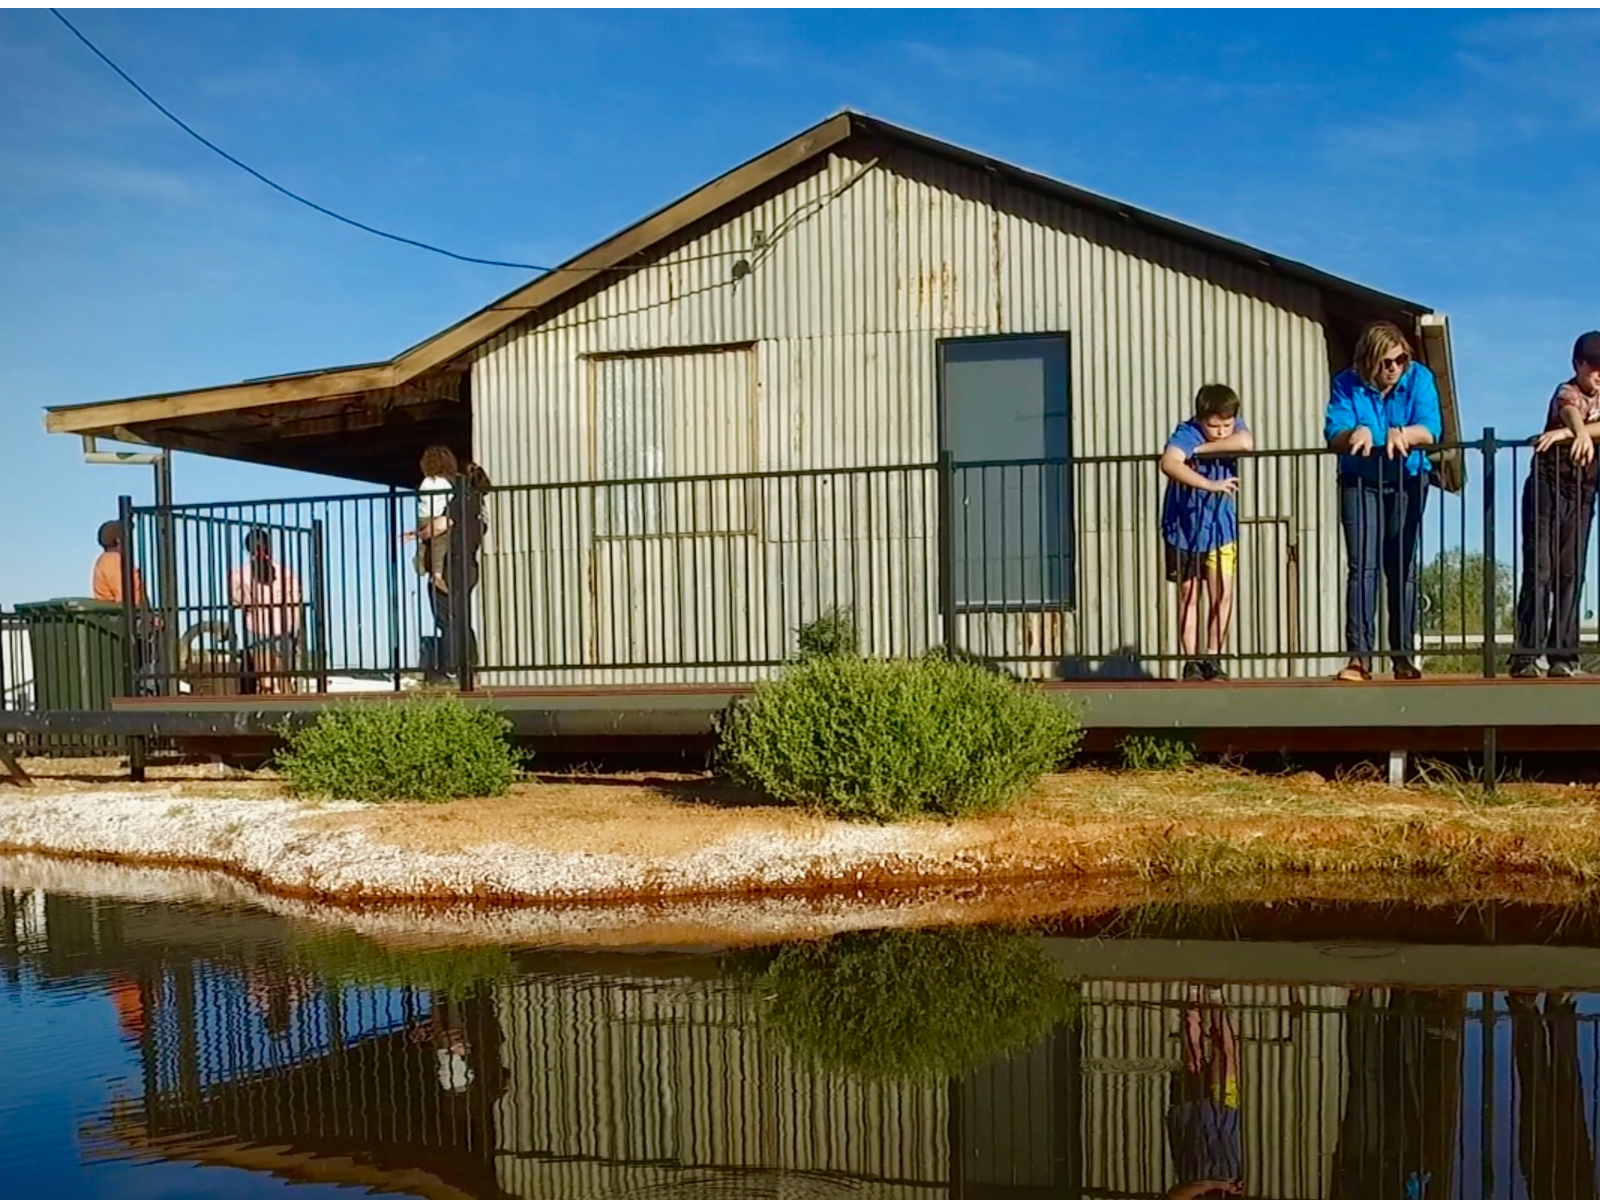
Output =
[{"x1": 1323, "y1": 322, "x2": 1443, "y2": 681}]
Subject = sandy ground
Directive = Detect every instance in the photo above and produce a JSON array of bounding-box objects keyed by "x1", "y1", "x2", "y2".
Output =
[{"x1": 8, "y1": 756, "x2": 1600, "y2": 926}]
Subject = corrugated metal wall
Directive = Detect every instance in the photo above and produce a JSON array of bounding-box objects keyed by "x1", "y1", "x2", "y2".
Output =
[
  {"x1": 472, "y1": 146, "x2": 1339, "y2": 684},
  {"x1": 492, "y1": 971, "x2": 949, "y2": 1198}
]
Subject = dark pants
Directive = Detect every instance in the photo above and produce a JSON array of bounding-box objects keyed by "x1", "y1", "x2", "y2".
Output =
[
  {"x1": 427, "y1": 583, "x2": 478, "y2": 683},
  {"x1": 1512, "y1": 457, "x2": 1598, "y2": 670},
  {"x1": 1339, "y1": 472, "x2": 1428, "y2": 663}
]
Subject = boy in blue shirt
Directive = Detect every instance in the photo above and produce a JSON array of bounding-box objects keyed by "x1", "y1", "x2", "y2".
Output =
[{"x1": 1160, "y1": 385, "x2": 1254, "y2": 680}]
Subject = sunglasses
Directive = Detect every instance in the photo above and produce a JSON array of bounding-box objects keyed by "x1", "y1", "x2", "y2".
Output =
[{"x1": 1379, "y1": 351, "x2": 1410, "y2": 371}]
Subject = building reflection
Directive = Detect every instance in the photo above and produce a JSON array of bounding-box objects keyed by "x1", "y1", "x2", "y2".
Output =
[{"x1": 9, "y1": 888, "x2": 1600, "y2": 1199}]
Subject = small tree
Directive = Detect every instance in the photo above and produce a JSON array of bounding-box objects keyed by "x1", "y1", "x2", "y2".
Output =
[{"x1": 1419, "y1": 549, "x2": 1512, "y2": 674}]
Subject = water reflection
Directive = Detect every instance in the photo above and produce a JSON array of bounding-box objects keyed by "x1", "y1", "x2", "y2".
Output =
[{"x1": 8, "y1": 888, "x2": 1600, "y2": 1199}]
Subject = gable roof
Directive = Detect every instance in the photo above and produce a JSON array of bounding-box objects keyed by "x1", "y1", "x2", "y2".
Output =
[{"x1": 44, "y1": 111, "x2": 1433, "y2": 474}]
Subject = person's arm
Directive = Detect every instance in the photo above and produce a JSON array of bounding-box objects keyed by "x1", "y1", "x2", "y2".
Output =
[
  {"x1": 1325, "y1": 376, "x2": 1373, "y2": 455},
  {"x1": 1191, "y1": 429, "x2": 1255, "y2": 456},
  {"x1": 1536, "y1": 392, "x2": 1598, "y2": 464},
  {"x1": 1160, "y1": 446, "x2": 1237, "y2": 494},
  {"x1": 1387, "y1": 366, "x2": 1442, "y2": 458}
]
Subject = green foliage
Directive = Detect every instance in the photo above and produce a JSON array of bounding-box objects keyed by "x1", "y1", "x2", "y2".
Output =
[
  {"x1": 1420, "y1": 549, "x2": 1513, "y2": 675},
  {"x1": 288, "y1": 928, "x2": 512, "y2": 1000},
  {"x1": 796, "y1": 606, "x2": 861, "y2": 660},
  {"x1": 1119, "y1": 733, "x2": 1197, "y2": 772},
  {"x1": 276, "y1": 696, "x2": 522, "y2": 802},
  {"x1": 728, "y1": 927, "x2": 1077, "y2": 1082},
  {"x1": 719, "y1": 655, "x2": 1081, "y2": 820}
]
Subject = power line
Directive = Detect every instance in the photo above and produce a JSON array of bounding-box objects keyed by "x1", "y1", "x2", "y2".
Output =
[{"x1": 49, "y1": 8, "x2": 734, "y2": 275}]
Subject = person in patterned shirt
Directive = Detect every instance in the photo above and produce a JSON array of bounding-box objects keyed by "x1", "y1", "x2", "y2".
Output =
[{"x1": 1510, "y1": 332, "x2": 1600, "y2": 678}]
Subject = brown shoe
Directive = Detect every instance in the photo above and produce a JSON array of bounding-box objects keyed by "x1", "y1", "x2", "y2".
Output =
[
  {"x1": 1392, "y1": 658, "x2": 1422, "y2": 681},
  {"x1": 1335, "y1": 660, "x2": 1372, "y2": 682}
]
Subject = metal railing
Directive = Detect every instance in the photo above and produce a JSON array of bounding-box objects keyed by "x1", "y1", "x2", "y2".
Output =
[{"x1": 116, "y1": 429, "x2": 1600, "y2": 690}]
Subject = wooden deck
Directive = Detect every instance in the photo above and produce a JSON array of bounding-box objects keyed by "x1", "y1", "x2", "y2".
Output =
[{"x1": 57, "y1": 675, "x2": 1600, "y2": 756}]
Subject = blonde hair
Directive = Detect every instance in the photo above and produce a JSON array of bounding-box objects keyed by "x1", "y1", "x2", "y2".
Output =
[
  {"x1": 1353, "y1": 321, "x2": 1412, "y2": 389},
  {"x1": 419, "y1": 444, "x2": 459, "y2": 479}
]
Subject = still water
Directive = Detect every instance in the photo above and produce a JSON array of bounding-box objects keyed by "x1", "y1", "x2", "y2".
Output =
[{"x1": 6, "y1": 890, "x2": 1600, "y2": 1200}]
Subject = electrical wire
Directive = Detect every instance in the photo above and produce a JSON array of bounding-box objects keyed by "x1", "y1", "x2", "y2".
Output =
[{"x1": 48, "y1": 8, "x2": 746, "y2": 276}]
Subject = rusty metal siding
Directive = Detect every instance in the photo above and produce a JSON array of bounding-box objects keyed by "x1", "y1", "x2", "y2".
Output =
[{"x1": 472, "y1": 145, "x2": 1340, "y2": 683}]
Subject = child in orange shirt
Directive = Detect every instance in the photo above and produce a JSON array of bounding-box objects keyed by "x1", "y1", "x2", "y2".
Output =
[{"x1": 91, "y1": 521, "x2": 144, "y2": 605}]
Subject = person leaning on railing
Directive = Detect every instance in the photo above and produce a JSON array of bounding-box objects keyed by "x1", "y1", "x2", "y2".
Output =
[
  {"x1": 1509, "y1": 332, "x2": 1600, "y2": 679},
  {"x1": 1324, "y1": 321, "x2": 1442, "y2": 683}
]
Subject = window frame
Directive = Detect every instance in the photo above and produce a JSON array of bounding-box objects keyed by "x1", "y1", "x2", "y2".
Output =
[{"x1": 935, "y1": 332, "x2": 1075, "y2": 613}]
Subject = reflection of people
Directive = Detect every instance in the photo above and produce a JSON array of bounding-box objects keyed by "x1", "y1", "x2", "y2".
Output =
[
  {"x1": 107, "y1": 970, "x2": 146, "y2": 1041},
  {"x1": 1330, "y1": 988, "x2": 1458, "y2": 1200},
  {"x1": 244, "y1": 958, "x2": 313, "y2": 1040},
  {"x1": 1509, "y1": 991, "x2": 1599, "y2": 1200},
  {"x1": 1165, "y1": 985, "x2": 1243, "y2": 1199},
  {"x1": 408, "y1": 998, "x2": 477, "y2": 1094},
  {"x1": 229, "y1": 529, "x2": 302, "y2": 694},
  {"x1": 1324, "y1": 321, "x2": 1442, "y2": 682}
]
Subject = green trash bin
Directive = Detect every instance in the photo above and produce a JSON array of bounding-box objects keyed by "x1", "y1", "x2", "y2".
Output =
[{"x1": 14, "y1": 598, "x2": 128, "y2": 711}]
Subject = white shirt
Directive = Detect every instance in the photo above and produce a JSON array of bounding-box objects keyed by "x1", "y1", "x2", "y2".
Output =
[{"x1": 419, "y1": 476, "x2": 451, "y2": 523}]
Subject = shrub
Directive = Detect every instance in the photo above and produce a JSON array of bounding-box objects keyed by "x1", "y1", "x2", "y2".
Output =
[
  {"x1": 719, "y1": 654, "x2": 1081, "y2": 820},
  {"x1": 276, "y1": 696, "x2": 522, "y2": 802},
  {"x1": 728, "y1": 927, "x2": 1077, "y2": 1081},
  {"x1": 796, "y1": 606, "x2": 860, "y2": 660},
  {"x1": 1119, "y1": 732, "x2": 1197, "y2": 772}
]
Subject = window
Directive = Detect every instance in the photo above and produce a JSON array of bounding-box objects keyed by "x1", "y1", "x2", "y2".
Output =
[
  {"x1": 938, "y1": 334, "x2": 1072, "y2": 609},
  {"x1": 592, "y1": 346, "x2": 755, "y2": 536}
]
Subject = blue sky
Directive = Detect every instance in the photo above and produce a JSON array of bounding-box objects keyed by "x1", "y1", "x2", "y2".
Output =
[{"x1": 3, "y1": 8, "x2": 1599, "y2": 604}]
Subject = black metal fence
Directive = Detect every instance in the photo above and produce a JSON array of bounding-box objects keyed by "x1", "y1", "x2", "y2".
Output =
[{"x1": 98, "y1": 430, "x2": 1600, "y2": 692}]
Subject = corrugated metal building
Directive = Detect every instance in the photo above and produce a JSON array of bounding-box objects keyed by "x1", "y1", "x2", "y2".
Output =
[{"x1": 46, "y1": 112, "x2": 1458, "y2": 685}]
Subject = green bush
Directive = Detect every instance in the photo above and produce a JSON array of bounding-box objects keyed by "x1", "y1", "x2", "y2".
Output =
[
  {"x1": 276, "y1": 696, "x2": 522, "y2": 802},
  {"x1": 719, "y1": 654, "x2": 1080, "y2": 820},
  {"x1": 729, "y1": 928, "x2": 1077, "y2": 1081},
  {"x1": 288, "y1": 928, "x2": 512, "y2": 1000},
  {"x1": 796, "y1": 606, "x2": 860, "y2": 660},
  {"x1": 1119, "y1": 732, "x2": 1197, "y2": 772}
]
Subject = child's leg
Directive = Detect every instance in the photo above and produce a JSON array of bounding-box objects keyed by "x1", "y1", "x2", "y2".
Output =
[
  {"x1": 1204, "y1": 548, "x2": 1237, "y2": 657},
  {"x1": 1177, "y1": 576, "x2": 1202, "y2": 659}
]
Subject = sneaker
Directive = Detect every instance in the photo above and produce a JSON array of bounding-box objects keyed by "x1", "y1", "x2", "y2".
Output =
[
  {"x1": 1181, "y1": 660, "x2": 1207, "y2": 681},
  {"x1": 1335, "y1": 660, "x2": 1372, "y2": 682},
  {"x1": 1509, "y1": 661, "x2": 1543, "y2": 679},
  {"x1": 1202, "y1": 659, "x2": 1229, "y2": 681},
  {"x1": 1549, "y1": 661, "x2": 1582, "y2": 679},
  {"x1": 1392, "y1": 658, "x2": 1422, "y2": 681}
]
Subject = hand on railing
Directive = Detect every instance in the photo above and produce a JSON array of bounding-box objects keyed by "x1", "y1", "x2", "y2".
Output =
[
  {"x1": 1534, "y1": 425, "x2": 1597, "y2": 466},
  {"x1": 1346, "y1": 426, "x2": 1375, "y2": 457},
  {"x1": 1202, "y1": 477, "x2": 1239, "y2": 497}
]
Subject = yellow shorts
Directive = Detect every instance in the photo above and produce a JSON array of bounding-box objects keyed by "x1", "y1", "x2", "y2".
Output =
[{"x1": 1164, "y1": 541, "x2": 1237, "y2": 582}]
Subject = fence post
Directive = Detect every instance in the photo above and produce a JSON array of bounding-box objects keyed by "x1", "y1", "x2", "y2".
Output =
[
  {"x1": 451, "y1": 473, "x2": 475, "y2": 693},
  {"x1": 117, "y1": 494, "x2": 146, "y2": 781},
  {"x1": 386, "y1": 487, "x2": 401, "y2": 691},
  {"x1": 936, "y1": 451, "x2": 957, "y2": 655},
  {"x1": 309, "y1": 518, "x2": 329, "y2": 694},
  {"x1": 1481, "y1": 428, "x2": 1497, "y2": 679}
]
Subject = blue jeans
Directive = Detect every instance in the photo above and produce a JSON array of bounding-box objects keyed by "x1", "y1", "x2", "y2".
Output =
[{"x1": 1339, "y1": 473, "x2": 1428, "y2": 662}]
